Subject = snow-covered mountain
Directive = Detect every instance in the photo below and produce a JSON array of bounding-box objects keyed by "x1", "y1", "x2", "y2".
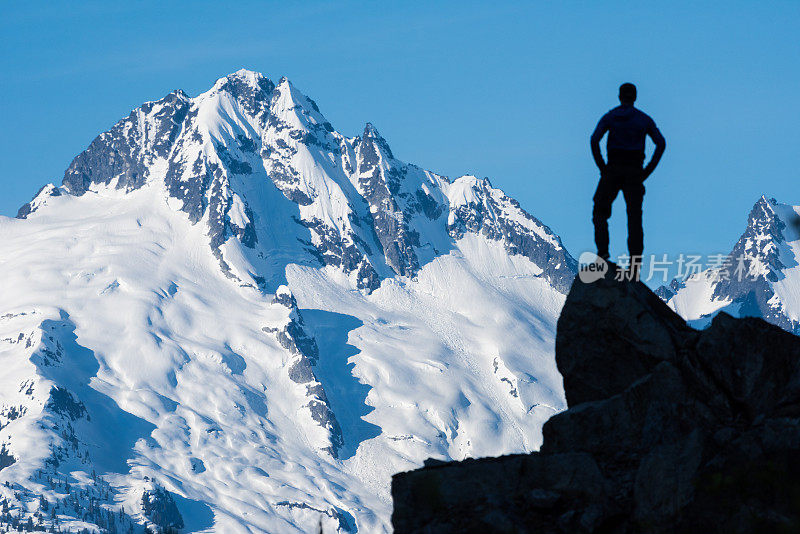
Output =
[
  {"x1": 0, "y1": 70, "x2": 576, "y2": 533},
  {"x1": 658, "y1": 196, "x2": 800, "y2": 334}
]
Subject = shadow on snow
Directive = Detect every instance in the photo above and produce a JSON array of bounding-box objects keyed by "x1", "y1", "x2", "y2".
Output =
[{"x1": 301, "y1": 309, "x2": 381, "y2": 461}]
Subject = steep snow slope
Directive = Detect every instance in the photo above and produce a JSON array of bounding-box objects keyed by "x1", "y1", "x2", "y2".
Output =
[
  {"x1": 659, "y1": 196, "x2": 800, "y2": 333},
  {"x1": 1, "y1": 70, "x2": 574, "y2": 532}
]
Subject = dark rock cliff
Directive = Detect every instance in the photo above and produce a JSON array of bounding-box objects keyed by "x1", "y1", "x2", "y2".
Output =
[
  {"x1": 141, "y1": 485, "x2": 185, "y2": 531},
  {"x1": 391, "y1": 269, "x2": 800, "y2": 533}
]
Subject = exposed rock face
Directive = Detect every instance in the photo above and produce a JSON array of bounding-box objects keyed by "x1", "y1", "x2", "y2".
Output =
[
  {"x1": 0, "y1": 444, "x2": 14, "y2": 471},
  {"x1": 16, "y1": 69, "x2": 576, "y2": 294},
  {"x1": 263, "y1": 285, "x2": 344, "y2": 457},
  {"x1": 391, "y1": 269, "x2": 800, "y2": 533},
  {"x1": 556, "y1": 271, "x2": 693, "y2": 407},
  {"x1": 63, "y1": 90, "x2": 191, "y2": 197},
  {"x1": 659, "y1": 196, "x2": 800, "y2": 335},
  {"x1": 141, "y1": 484, "x2": 185, "y2": 531},
  {"x1": 354, "y1": 123, "x2": 423, "y2": 278}
]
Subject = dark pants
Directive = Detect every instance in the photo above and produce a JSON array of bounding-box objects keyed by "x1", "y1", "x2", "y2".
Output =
[{"x1": 592, "y1": 160, "x2": 645, "y2": 259}]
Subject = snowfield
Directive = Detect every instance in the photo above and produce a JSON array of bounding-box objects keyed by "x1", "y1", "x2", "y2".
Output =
[{"x1": 0, "y1": 70, "x2": 572, "y2": 533}]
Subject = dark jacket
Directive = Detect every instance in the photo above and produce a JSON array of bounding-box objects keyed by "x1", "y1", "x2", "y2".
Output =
[{"x1": 591, "y1": 104, "x2": 666, "y2": 177}]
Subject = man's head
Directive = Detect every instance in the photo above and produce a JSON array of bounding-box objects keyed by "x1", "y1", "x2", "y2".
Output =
[{"x1": 619, "y1": 83, "x2": 637, "y2": 105}]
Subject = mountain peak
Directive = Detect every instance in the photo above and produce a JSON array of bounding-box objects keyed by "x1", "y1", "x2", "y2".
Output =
[
  {"x1": 215, "y1": 68, "x2": 272, "y2": 89},
  {"x1": 167, "y1": 88, "x2": 189, "y2": 101},
  {"x1": 202, "y1": 70, "x2": 275, "y2": 115},
  {"x1": 362, "y1": 122, "x2": 381, "y2": 138},
  {"x1": 3, "y1": 68, "x2": 584, "y2": 532},
  {"x1": 271, "y1": 76, "x2": 298, "y2": 102},
  {"x1": 230, "y1": 68, "x2": 265, "y2": 81},
  {"x1": 749, "y1": 194, "x2": 779, "y2": 222},
  {"x1": 17, "y1": 69, "x2": 576, "y2": 294},
  {"x1": 268, "y1": 75, "x2": 326, "y2": 119},
  {"x1": 661, "y1": 195, "x2": 800, "y2": 335},
  {"x1": 743, "y1": 195, "x2": 787, "y2": 255},
  {"x1": 359, "y1": 122, "x2": 394, "y2": 161}
]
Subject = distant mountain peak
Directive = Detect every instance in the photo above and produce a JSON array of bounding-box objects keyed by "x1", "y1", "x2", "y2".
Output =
[
  {"x1": 359, "y1": 122, "x2": 394, "y2": 161},
  {"x1": 362, "y1": 121, "x2": 381, "y2": 139},
  {"x1": 2, "y1": 69, "x2": 581, "y2": 532},
  {"x1": 213, "y1": 68, "x2": 273, "y2": 92},
  {"x1": 660, "y1": 195, "x2": 800, "y2": 335},
  {"x1": 18, "y1": 69, "x2": 575, "y2": 294},
  {"x1": 230, "y1": 67, "x2": 267, "y2": 82}
]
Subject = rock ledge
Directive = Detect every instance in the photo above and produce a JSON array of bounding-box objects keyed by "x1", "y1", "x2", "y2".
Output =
[{"x1": 391, "y1": 271, "x2": 800, "y2": 533}]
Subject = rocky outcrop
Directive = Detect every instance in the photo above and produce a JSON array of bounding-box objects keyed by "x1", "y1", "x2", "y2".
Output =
[
  {"x1": 263, "y1": 286, "x2": 344, "y2": 457},
  {"x1": 0, "y1": 444, "x2": 14, "y2": 471},
  {"x1": 391, "y1": 268, "x2": 800, "y2": 533},
  {"x1": 354, "y1": 123, "x2": 423, "y2": 278},
  {"x1": 64, "y1": 89, "x2": 191, "y2": 197},
  {"x1": 141, "y1": 484, "x2": 185, "y2": 532}
]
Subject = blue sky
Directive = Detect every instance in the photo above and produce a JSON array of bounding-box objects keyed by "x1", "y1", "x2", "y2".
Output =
[{"x1": 2, "y1": 1, "x2": 799, "y2": 278}]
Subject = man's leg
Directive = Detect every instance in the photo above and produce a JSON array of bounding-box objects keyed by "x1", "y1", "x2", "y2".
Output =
[
  {"x1": 592, "y1": 175, "x2": 619, "y2": 260},
  {"x1": 622, "y1": 180, "x2": 645, "y2": 279}
]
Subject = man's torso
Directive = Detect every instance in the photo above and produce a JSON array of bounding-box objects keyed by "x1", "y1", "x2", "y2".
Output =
[{"x1": 602, "y1": 105, "x2": 653, "y2": 155}]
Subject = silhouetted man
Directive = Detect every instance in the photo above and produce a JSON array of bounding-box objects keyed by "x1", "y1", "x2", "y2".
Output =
[{"x1": 590, "y1": 83, "x2": 665, "y2": 276}]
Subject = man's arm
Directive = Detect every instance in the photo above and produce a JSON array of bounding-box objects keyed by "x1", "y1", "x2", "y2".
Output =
[
  {"x1": 643, "y1": 118, "x2": 666, "y2": 180},
  {"x1": 590, "y1": 115, "x2": 609, "y2": 172}
]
